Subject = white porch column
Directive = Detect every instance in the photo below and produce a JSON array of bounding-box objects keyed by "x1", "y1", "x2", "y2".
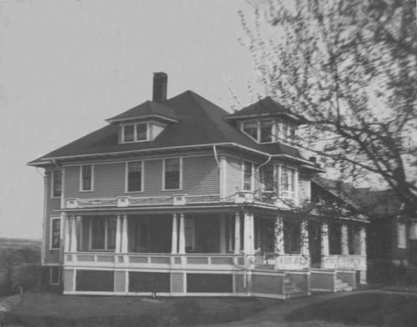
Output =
[
  {"x1": 341, "y1": 224, "x2": 349, "y2": 256},
  {"x1": 234, "y1": 211, "x2": 241, "y2": 254},
  {"x1": 359, "y1": 226, "x2": 366, "y2": 256},
  {"x1": 274, "y1": 216, "x2": 284, "y2": 255},
  {"x1": 115, "y1": 215, "x2": 122, "y2": 253},
  {"x1": 300, "y1": 220, "x2": 309, "y2": 256},
  {"x1": 244, "y1": 212, "x2": 254, "y2": 255},
  {"x1": 321, "y1": 222, "x2": 329, "y2": 257},
  {"x1": 63, "y1": 213, "x2": 70, "y2": 253},
  {"x1": 121, "y1": 215, "x2": 128, "y2": 253},
  {"x1": 171, "y1": 214, "x2": 178, "y2": 254},
  {"x1": 220, "y1": 215, "x2": 227, "y2": 254},
  {"x1": 178, "y1": 213, "x2": 186, "y2": 254},
  {"x1": 69, "y1": 216, "x2": 78, "y2": 253}
]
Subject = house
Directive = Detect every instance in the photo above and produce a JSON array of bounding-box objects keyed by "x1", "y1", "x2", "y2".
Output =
[
  {"x1": 359, "y1": 190, "x2": 417, "y2": 281},
  {"x1": 28, "y1": 73, "x2": 368, "y2": 298}
]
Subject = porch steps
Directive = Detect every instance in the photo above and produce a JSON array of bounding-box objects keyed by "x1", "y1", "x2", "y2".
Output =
[
  {"x1": 335, "y1": 278, "x2": 353, "y2": 292},
  {"x1": 284, "y1": 278, "x2": 306, "y2": 298}
]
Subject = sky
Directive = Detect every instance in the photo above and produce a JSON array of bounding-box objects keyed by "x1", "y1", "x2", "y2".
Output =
[{"x1": 0, "y1": 0, "x2": 260, "y2": 239}]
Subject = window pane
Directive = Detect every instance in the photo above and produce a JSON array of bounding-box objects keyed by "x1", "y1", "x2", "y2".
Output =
[
  {"x1": 107, "y1": 217, "x2": 117, "y2": 250},
  {"x1": 165, "y1": 158, "x2": 180, "y2": 189},
  {"x1": 81, "y1": 165, "x2": 92, "y2": 191},
  {"x1": 91, "y1": 218, "x2": 105, "y2": 249},
  {"x1": 283, "y1": 221, "x2": 301, "y2": 254},
  {"x1": 124, "y1": 125, "x2": 134, "y2": 142},
  {"x1": 51, "y1": 219, "x2": 61, "y2": 248},
  {"x1": 281, "y1": 167, "x2": 295, "y2": 196},
  {"x1": 128, "y1": 162, "x2": 142, "y2": 192},
  {"x1": 243, "y1": 121, "x2": 258, "y2": 140},
  {"x1": 53, "y1": 170, "x2": 62, "y2": 197},
  {"x1": 243, "y1": 161, "x2": 252, "y2": 191},
  {"x1": 260, "y1": 120, "x2": 273, "y2": 143},
  {"x1": 136, "y1": 123, "x2": 147, "y2": 141},
  {"x1": 329, "y1": 223, "x2": 342, "y2": 255},
  {"x1": 262, "y1": 165, "x2": 274, "y2": 191}
]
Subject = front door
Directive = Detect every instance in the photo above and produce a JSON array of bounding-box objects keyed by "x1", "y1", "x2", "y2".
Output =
[{"x1": 308, "y1": 221, "x2": 321, "y2": 268}]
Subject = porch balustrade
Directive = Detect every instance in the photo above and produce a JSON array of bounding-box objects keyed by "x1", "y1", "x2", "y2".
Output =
[{"x1": 321, "y1": 255, "x2": 367, "y2": 270}]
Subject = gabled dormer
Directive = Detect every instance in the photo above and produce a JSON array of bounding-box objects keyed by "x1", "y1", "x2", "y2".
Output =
[
  {"x1": 224, "y1": 97, "x2": 303, "y2": 145},
  {"x1": 106, "y1": 73, "x2": 179, "y2": 144}
]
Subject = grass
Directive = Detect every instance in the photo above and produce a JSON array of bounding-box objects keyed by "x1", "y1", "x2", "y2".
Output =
[{"x1": 1, "y1": 293, "x2": 279, "y2": 327}]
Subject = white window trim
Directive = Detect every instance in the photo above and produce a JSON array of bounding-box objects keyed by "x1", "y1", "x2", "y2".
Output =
[
  {"x1": 49, "y1": 216, "x2": 61, "y2": 250},
  {"x1": 121, "y1": 122, "x2": 150, "y2": 143},
  {"x1": 240, "y1": 119, "x2": 281, "y2": 144},
  {"x1": 162, "y1": 157, "x2": 183, "y2": 191},
  {"x1": 49, "y1": 265, "x2": 61, "y2": 285},
  {"x1": 278, "y1": 165, "x2": 298, "y2": 200},
  {"x1": 51, "y1": 170, "x2": 62, "y2": 198},
  {"x1": 125, "y1": 161, "x2": 145, "y2": 193},
  {"x1": 79, "y1": 164, "x2": 94, "y2": 192}
]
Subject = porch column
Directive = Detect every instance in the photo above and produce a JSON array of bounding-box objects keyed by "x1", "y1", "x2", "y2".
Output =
[
  {"x1": 121, "y1": 215, "x2": 128, "y2": 253},
  {"x1": 244, "y1": 212, "x2": 254, "y2": 255},
  {"x1": 69, "y1": 216, "x2": 78, "y2": 253},
  {"x1": 115, "y1": 215, "x2": 122, "y2": 253},
  {"x1": 300, "y1": 220, "x2": 309, "y2": 256},
  {"x1": 63, "y1": 213, "x2": 70, "y2": 253},
  {"x1": 178, "y1": 213, "x2": 186, "y2": 254},
  {"x1": 171, "y1": 214, "x2": 178, "y2": 254},
  {"x1": 359, "y1": 226, "x2": 367, "y2": 284},
  {"x1": 321, "y1": 222, "x2": 329, "y2": 257},
  {"x1": 234, "y1": 211, "x2": 241, "y2": 254},
  {"x1": 341, "y1": 224, "x2": 349, "y2": 256},
  {"x1": 220, "y1": 215, "x2": 227, "y2": 253},
  {"x1": 274, "y1": 216, "x2": 284, "y2": 255}
]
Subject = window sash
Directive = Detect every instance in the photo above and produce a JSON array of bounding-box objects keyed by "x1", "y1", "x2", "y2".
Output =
[
  {"x1": 261, "y1": 165, "x2": 275, "y2": 192},
  {"x1": 123, "y1": 125, "x2": 135, "y2": 142},
  {"x1": 127, "y1": 161, "x2": 142, "y2": 192},
  {"x1": 51, "y1": 218, "x2": 61, "y2": 249},
  {"x1": 260, "y1": 120, "x2": 273, "y2": 143},
  {"x1": 136, "y1": 123, "x2": 147, "y2": 141},
  {"x1": 243, "y1": 161, "x2": 253, "y2": 191},
  {"x1": 81, "y1": 165, "x2": 92, "y2": 191},
  {"x1": 281, "y1": 167, "x2": 295, "y2": 198},
  {"x1": 242, "y1": 121, "x2": 258, "y2": 140},
  {"x1": 164, "y1": 158, "x2": 181, "y2": 190},
  {"x1": 52, "y1": 170, "x2": 62, "y2": 197}
]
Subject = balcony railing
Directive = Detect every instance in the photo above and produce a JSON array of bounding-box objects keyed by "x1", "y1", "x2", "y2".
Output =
[
  {"x1": 65, "y1": 191, "x2": 300, "y2": 210},
  {"x1": 321, "y1": 255, "x2": 367, "y2": 270}
]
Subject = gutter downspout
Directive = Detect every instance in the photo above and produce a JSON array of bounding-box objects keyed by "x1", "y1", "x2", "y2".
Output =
[{"x1": 257, "y1": 156, "x2": 272, "y2": 172}]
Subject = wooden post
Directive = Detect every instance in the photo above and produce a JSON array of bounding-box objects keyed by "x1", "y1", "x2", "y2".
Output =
[
  {"x1": 341, "y1": 224, "x2": 349, "y2": 255},
  {"x1": 171, "y1": 214, "x2": 178, "y2": 254},
  {"x1": 321, "y1": 222, "x2": 329, "y2": 257},
  {"x1": 178, "y1": 213, "x2": 185, "y2": 254},
  {"x1": 69, "y1": 216, "x2": 78, "y2": 253},
  {"x1": 274, "y1": 216, "x2": 284, "y2": 255},
  {"x1": 220, "y1": 215, "x2": 226, "y2": 254},
  {"x1": 234, "y1": 212, "x2": 241, "y2": 254},
  {"x1": 64, "y1": 213, "x2": 70, "y2": 253},
  {"x1": 301, "y1": 220, "x2": 310, "y2": 257},
  {"x1": 121, "y1": 215, "x2": 128, "y2": 253},
  {"x1": 115, "y1": 215, "x2": 122, "y2": 253},
  {"x1": 359, "y1": 226, "x2": 366, "y2": 256},
  {"x1": 244, "y1": 212, "x2": 254, "y2": 255}
]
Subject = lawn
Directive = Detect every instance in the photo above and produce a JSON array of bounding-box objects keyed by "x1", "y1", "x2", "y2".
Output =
[{"x1": 1, "y1": 290, "x2": 416, "y2": 327}]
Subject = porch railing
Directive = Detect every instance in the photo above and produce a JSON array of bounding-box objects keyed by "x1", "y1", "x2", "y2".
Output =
[{"x1": 321, "y1": 255, "x2": 366, "y2": 270}]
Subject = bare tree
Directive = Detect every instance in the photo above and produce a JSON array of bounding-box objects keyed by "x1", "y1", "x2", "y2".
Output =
[{"x1": 240, "y1": 0, "x2": 417, "y2": 211}]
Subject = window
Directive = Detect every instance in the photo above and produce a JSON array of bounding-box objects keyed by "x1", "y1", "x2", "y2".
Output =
[
  {"x1": 80, "y1": 165, "x2": 93, "y2": 191},
  {"x1": 280, "y1": 121, "x2": 297, "y2": 142},
  {"x1": 50, "y1": 266, "x2": 60, "y2": 285},
  {"x1": 397, "y1": 223, "x2": 407, "y2": 249},
  {"x1": 260, "y1": 120, "x2": 273, "y2": 142},
  {"x1": 242, "y1": 121, "x2": 258, "y2": 140},
  {"x1": 281, "y1": 167, "x2": 296, "y2": 198},
  {"x1": 329, "y1": 223, "x2": 342, "y2": 255},
  {"x1": 127, "y1": 161, "x2": 143, "y2": 192},
  {"x1": 52, "y1": 170, "x2": 62, "y2": 197},
  {"x1": 122, "y1": 123, "x2": 148, "y2": 143},
  {"x1": 243, "y1": 161, "x2": 253, "y2": 191},
  {"x1": 261, "y1": 165, "x2": 275, "y2": 192},
  {"x1": 50, "y1": 217, "x2": 61, "y2": 250},
  {"x1": 283, "y1": 220, "x2": 301, "y2": 254},
  {"x1": 164, "y1": 158, "x2": 181, "y2": 190},
  {"x1": 90, "y1": 217, "x2": 117, "y2": 251}
]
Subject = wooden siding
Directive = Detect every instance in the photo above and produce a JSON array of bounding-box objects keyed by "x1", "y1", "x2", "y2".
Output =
[
  {"x1": 225, "y1": 156, "x2": 242, "y2": 197},
  {"x1": 63, "y1": 155, "x2": 219, "y2": 199}
]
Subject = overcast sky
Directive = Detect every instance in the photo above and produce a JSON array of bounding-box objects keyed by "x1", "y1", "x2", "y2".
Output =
[{"x1": 0, "y1": 0, "x2": 259, "y2": 239}]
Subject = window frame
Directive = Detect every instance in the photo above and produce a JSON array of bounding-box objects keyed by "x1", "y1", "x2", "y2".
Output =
[
  {"x1": 121, "y1": 122, "x2": 149, "y2": 143},
  {"x1": 241, "y1": 119, "x2": 276, "y2": 144},
  {"x1": 51, "y1": 170, "x2": 62, "y2": 198},
  {"x1": 50, "y1": 217, "x2": 61, "y2": 250},
  {"x1": 80, "y1": 164, "x2": 94, "y2": 192},
  {"x1": 126, "y1": 161, "x2": 144, "y2": 193},
  {"x1": 89, "y1": 217, "x2": 117, "y2": 251},
  {"x1": 162, "y1": 157, "x2": 182, "y2": 191},
  {"x1": 280, "y1": 166, "x2": 296, "y2": 199},
  {"x1": 242, "y1": 161, "x2": 254, "y2": 192},
  {"x1": 261, "y1": 164, "x2": 275, "y2": 192}
]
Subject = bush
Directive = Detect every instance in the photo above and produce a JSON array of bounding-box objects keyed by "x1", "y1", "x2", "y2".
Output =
[{"x1": 367, "y1": 261, "x2": 407, "y2": 284}]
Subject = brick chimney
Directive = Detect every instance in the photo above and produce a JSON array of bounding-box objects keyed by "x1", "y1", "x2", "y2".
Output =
[{"x1": 152, "y1": 72, "x2": 168, "y2": 102}]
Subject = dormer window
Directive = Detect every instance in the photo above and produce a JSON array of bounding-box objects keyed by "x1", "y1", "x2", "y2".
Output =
[
  {"x1": 240, "y1": 119, "x2": 297, "y2": 144},
  {"x1": 122, "y1": 123, "x2": 148, "y2": 143}
]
